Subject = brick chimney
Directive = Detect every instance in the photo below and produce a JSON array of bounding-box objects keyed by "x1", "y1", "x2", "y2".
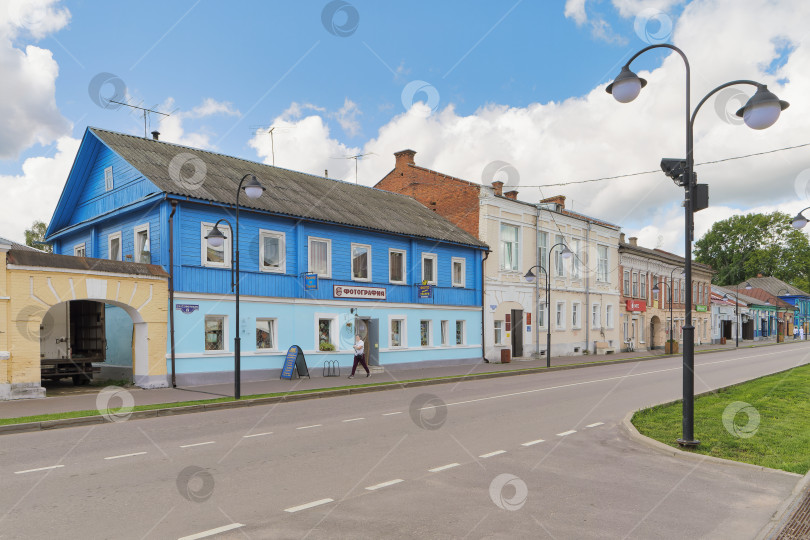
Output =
[
  {"x1": 757, "y1": 273, "x2": 763, "y2": 277},
  {"x1": 394, "y1": 149, "x2": 416, "y2": 169},
  {"x1": 539, "y1": 195, "x2": 566, "y2": 209},
  {"x1": 629, "y1": 237, "x2": 638, "y2": 246},
  {"x1": 151, "y1": 130, "x2": 160, "y2": 141},
  {"x1": 492, "y1": 181, "x2": 504, "y2": 196},
  {"x1": 620, "y1": 233, "x2": 626, "y2": 243},
  {"x1": 504, "y1": 190, "x2": 518, "y2": 200}
]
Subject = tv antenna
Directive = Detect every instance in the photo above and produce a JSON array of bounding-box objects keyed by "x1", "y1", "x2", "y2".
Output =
[
  {"x1": 331, "y1": 153, "x2": 376, "y2": 183},
  {"x1": 109, "y1": 100, "x2": 171, "y2": 138},
  {"x1": 249, "y1": 125, "x2": 294, "y2": 166}
]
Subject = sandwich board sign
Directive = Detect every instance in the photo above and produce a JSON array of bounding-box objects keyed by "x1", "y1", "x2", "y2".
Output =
[{"x1": 280, "y1": 345, "x2": 310, "y2": 380}]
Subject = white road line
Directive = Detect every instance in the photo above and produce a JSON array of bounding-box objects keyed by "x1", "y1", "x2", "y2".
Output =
[
  {"x1": 14, "y1": 465, "x2": 64, "y2": 474},
  {"x1": 296, "y1": 424, "x2": 322, "y2": 430},
  {"x1": 365, "y1": 479, "x2": 404, "y2": 491},
  {"x1": 178, "y1": 523, "x2": 245, "y2": 540},
  {"x1": 342, "y1": 417, "x2": 365, "y2": 422},
  {"x1": 557, "y1": 430, "x2": 577, "y2": 437},
  {"x1": 382, "y1": 412, "x2": 402, "y2": 416},
  {"x1": 429, "y1": 463, "x2": 460, "y2": 473},
  {"x1": 586, "y1": 422, "x2": 605, "y2": 428},
  {"x1": 104, "y1": 452, "x2": 147, "y2": 460},
  {"x1": 479, "y1": 450, "x2": 506, "y2": 458},
  {"x1": 284, "y1": 498, "x2": 334, "y2": 513},
  {"x1": 521, "y1": 439, "x2": 545, "y2": 446},
  {"x1": 243, "y1": 432, "x2": 273, "y2": 438},
  {"x1": 179, "y1": 441, "x2": 215, "y2": 448}
]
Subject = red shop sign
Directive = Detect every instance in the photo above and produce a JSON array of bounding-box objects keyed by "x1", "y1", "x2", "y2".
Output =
[{"x1": 626, "y1": 299, "x2": 647, "y2": 312}]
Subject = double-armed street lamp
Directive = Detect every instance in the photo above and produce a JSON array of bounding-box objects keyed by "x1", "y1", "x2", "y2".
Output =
[
  {"x1": 205, "y1": 173, "x2": 266, "y2": 399},
  {"x1": 525, "y1": 242, "x2": 572, "y2": 367},
  {"x1": 607, "y1": 44, "x2": 789, "y2": 446},
  {"x1": 723, "y1": 282, "x2": 753, "y2": 347}
]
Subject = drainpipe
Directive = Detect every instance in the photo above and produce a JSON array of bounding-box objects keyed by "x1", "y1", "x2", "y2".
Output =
[
  {"x1": 585, "y1": 222, "x2": 591, "y2": 353},
  {"x1": 535, "y1": 204, "x2": 541, "y2": 358},
  {"x1": 482, "y1": 249, "x2": 490, "y2": 362},
  {"x1": 169, "y1": 200, "x2": 178, "y2": 387}
]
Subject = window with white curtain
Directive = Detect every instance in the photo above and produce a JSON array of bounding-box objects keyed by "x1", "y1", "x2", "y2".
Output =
[
  {"x1": 500, "y1": 224, "x2": 520, "y2": 271},
  {"x1": 308, "y1": 237, "x2": 331, "y2": 278}
]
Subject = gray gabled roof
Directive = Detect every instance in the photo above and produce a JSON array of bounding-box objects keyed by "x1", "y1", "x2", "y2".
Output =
[
  {"x1": 7, "y1": 249, "x2": 169, "y2": 277},
  {"x1": 741, "y1": 276, "x2": 809, "y2": 297},
  {"x1": 0, "y1": 236, "x2": 41, "y2": 252},
  {"x1": 90, "y1": 128, "x2": 487, "y2": 249}
]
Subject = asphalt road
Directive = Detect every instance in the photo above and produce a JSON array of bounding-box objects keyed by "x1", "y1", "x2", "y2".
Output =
[{"x1": 2, "y1": 343, "x2": 809, "y2": 539}]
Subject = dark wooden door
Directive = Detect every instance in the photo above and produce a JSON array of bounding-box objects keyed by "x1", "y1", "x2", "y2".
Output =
[{"x1": 511, "y1": 309, "x2": 523, "y2": 357}]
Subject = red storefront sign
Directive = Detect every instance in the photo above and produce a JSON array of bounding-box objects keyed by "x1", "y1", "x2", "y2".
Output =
[{"x1": 626, "y1": 299, "x2": 647, "y2": 312}]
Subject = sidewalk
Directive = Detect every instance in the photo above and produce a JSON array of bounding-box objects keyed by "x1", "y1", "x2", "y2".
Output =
[{"x1": 0, "y1": 338, "x2": 794, "y2": 420}]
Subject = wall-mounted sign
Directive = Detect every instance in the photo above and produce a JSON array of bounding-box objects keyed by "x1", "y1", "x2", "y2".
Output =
[
  {"x1": 695, "y1": 304, "x2": 708, "y2": 312},
  {"x1": 303, "y1": 273, "x2": 318, "y2": 290},
  {"x1": 417, "y1": 284, "x2": 432, "y2": 298},
  {"x1": 176, "y1": 304, "x2": 199, "y2": 314},
  {"x1": 333, "y1": 285, "x2": 387, "y2": 300},
  {"x1": 625, "y1": 299, "x2": 647, "y2": 312}
]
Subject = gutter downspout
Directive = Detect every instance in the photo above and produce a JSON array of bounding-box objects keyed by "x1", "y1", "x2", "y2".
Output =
[
  {"x1": 585, "y1": 222, "x2": 591, "y2": 353},
  {"x1": 482, "y1": 249, "x2": 490, "y2": 362},
  {"x1": 169, "y1": 200, "x2": 178, "y2": 387},
  {"x1": 536, "y1": 204, "x2": 541, "y2": 358}
]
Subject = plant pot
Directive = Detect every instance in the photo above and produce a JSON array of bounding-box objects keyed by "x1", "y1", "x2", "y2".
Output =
[
  {"x1": 720, "y1": 337, "x2": 726, "y2": 345},
  {"x1": 665, "y1": 341, "x2": 679, "y2": 354}
]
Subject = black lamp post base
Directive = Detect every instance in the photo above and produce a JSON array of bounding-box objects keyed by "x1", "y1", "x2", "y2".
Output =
[{"x1": 676, "y1": 438, "x2": 700, "y2": 447}]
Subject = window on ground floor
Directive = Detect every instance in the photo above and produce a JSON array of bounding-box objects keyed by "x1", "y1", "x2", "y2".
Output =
[
  {"x1": 390, "y1": 319, "x2": 404, "y2": 347},
  {"x1": 256, "y1": 318, "x2": 277, "y2": 350},
  {"x1": 456, "y1": 320, "x2": 465, "y2": 345},
  {"x1": 440, "y1": 320, "x2": 449, "y2": 346},
  {"x1": 494, "y1": 320, "x2": 504, "y2": 345},
  {"x1": 205, "y1": 315, "x2": 225, "y2": 351},
  {"x1": 420, "y1": 320, "x2": 432, "y2": 346}
]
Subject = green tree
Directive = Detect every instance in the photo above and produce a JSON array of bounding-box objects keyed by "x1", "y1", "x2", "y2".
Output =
[
  {"x1": 23, "y1": 220, "x2": 52, "y2": 252},
  {"x1": 695, "y1": 211, "x2": 810, "y2": 290}
]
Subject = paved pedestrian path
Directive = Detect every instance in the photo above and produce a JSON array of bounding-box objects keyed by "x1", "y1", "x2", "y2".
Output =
[{"x1": 0, "y1": 338, "x2": 792, "y2": 420}]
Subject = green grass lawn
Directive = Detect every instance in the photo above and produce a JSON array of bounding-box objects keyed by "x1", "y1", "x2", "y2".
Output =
[{"x1": 632, "y1": 363, "x2": 810, "y2": 474}]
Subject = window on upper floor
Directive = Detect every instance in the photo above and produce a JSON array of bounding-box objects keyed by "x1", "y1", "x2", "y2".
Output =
[
  {"x1": 632, "y1": 272, "x2": 639, "y2": 297},
  {"x1": 259, "y1": 230, "x2": 285, "y2": 273},
  {"x1": 500, "y1": 224, "x2": 519, "y2": 271},
  {"x1": 623, "y1": 270, "x2": 630, "y2": 296},
  {"x1": 554, "y1": 235, "x2": 565, "y2": 277},
  {"x1": 308, "y1": 237, "x2": 331, "y2": 278},
  {"x1": 422, "y1": 253, "x2": 437, "y2": 285},
  {"x1": 201, "y1": 222, "x2": 230, "y2": 269},
  {"x1": 351, "y1": 243, "x2": 371, "y2": 282},
  {"x1": 104, "y1": 166, "x2": 113, "y2": 192},
  {"x1": 108, "y1": 232, "x2": 121, "y2": 261},
  {"x1": 74, "y1": 243, "x2": 86, "y2": 257},
  {"x1": 452, "y1": 257, "x2": 465, "y2": 288},
  {"x1": 597, "y1": 245, "x2": 609, "y2": 282},
  {"x1": 640, "y1": 273, "x2": 647, "y2": 299},
  {"x1": 571, "y1": 239, "x2": 581, "y2": 279},
  {"x1": 389, "y1": 249, "x2": 406, "y2": 284},
  {"x1": 538, "y1": 231, "x2": 548, "y2": 273}
]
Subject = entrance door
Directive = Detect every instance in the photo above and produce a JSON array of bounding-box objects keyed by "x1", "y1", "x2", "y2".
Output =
[
  {"x1": 649, "y1": 321, "x2": 655, "y2": 349},
  {"x1": 366, "y1": 318, "x2": 379, "y2": 366},
  {"x1": 510, "y1": 309, "x2": 523, "y2": 357}
]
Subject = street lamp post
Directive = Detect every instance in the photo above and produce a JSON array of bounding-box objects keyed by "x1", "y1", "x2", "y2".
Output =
[
  {"x1": 205, "y1": 174, "x2": 265, "y2": 399},
  {"x1": 607, "y1": 44, "x2": 789, "y2": 446},
  {"x1": 525, "y1": 242, "x2": 572, "y2": 367}
]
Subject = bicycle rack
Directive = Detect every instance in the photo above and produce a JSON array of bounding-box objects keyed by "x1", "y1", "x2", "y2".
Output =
[{"x1": 323, "y1": 360, "x2": 340, "y2": 377}]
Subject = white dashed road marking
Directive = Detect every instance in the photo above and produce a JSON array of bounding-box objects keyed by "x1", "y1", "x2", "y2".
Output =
[
  {"x1": 557, "y1": 430, "x2": 577, "y2": 437},
  {"x1": 365, "y1": 479, "x2": 404, "y2": 491},
  {"x1": 243, "y1": 432, "x2": 273, "y2": 438},
  {"x1": 296, "y1": 424, "x2": 322, "y2": 430},
  {"x1": 180, "y1": 441, "x2": 215, "y2": 448},
  {"x1": 479, "y1": 450, "x2": 506, "y2": 458},
  {"x1": 521, "y1": 439, "x2": 545, "y2": 447},
  {"x1": 429, "y1": 463, "x2": 460, "y2": 473},
  {"x1": 178, "y1": 523, "x2": 244, "y2": 540},
  {"x1": 104, "y1": 452, "x2": 146, "y2": 460},
  {"x1": 14, "y1": 465, "x2": 64, "y2": 474},
  {"x1": 586, "y1": 422, "x2": 604, "y2": 428},
  {"x1": 382, "y1": 412, "x2": 402, "y2": 416},
  {"x1": 284, "y1": 498, "x2": 334, "y2": 513},
  {"x1": 342, "y1": 418, "x2": 365, "y2": 423}
]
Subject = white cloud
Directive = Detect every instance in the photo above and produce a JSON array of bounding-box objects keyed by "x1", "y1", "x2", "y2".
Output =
[
  {"x1": 564, "y1": 0, "x2": 627, "y2": 44},
  {"x1": 248, "y1": 0, "x2": 808, "y2": 257},
  {"x1": 564, "y1": 0, "x2": 588, "y2": 25},
  {"x1": 0, "y1": 136, "x2": 80, "y2": 242},
  {"x1": 0, "y1": 0, "x2": 71, "y2": 160},
  {"x1": 331, "y1": 98, "x2": 362, "y2": 137},
  {"x1": 157, "y1": 97, "x2": 241, "y2": 150}
]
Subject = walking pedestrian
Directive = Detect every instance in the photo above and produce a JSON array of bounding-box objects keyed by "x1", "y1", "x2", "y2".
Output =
[
  {"x1": 800, "y1": 326, "x2": 805, "y2": 341},
  {"x1": 348, "y1": 334, "x2": 370, "y2": 379},
  {"x1": 794, "y1": 325, "x2": 798, "y2": 340}
]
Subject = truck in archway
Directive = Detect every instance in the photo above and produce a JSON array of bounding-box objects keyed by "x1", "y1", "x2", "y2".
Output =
[{"x1": 40, "y1": 300, "x2": 106, "y2": 385}]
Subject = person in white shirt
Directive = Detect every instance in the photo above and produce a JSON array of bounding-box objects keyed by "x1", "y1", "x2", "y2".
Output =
[{"x1": 348, "y1": 334, "x2": 370, "y2": 378}]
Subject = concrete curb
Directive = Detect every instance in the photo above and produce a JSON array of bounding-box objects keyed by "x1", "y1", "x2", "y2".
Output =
[
  {"x1": 754, "y1": 469, "x2": 810, "y2": 540},
  {"x1": 0, "y1": 340, "x2": 800, "y2": 436}
]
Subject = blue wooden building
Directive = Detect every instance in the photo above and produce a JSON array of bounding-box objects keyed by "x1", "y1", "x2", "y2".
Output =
[{"x1": 46, "y1": 128, "x2": 488, "y2": 386}]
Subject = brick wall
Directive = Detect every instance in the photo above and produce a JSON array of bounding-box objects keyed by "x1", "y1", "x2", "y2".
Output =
[{"x1": 375, "y1": 150, "x2": 482, "y2": 237}]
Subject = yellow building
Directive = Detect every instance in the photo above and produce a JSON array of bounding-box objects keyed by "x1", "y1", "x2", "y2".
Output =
[{"x1": 0, "y1": 239, "x2": 168, "y2": 399}]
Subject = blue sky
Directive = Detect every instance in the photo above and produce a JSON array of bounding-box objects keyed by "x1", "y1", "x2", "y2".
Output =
[{"x1": 1, "y1": 0, "x2": 806, "y2": 252}]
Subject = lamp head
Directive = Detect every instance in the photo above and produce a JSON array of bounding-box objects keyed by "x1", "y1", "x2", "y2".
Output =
[
  {"x1": 735, "y1": 85, "x2": 789, "y2": 130},
  {"x1": 791, "y1": 212, "x2": 808, "y2": 230},
  {"x1": 524, "y1": 269, "x2": 536, "y2": 283},
  {"x1": 560, "y1": 245, "x2": 573, "y2": 260},
  {"x1": 243, "y1": 175, "x2": 265, "y2": 200},
  {"x1": 606, "y1": 66, "x2": 647, "y2": 104},
  {"x1": 205, "y1": 224, "x2": 227, "y2": 248},
  {"x1": 652, "y1": 283, "x2": 660, "y2": 294},
  {"x1": 744, "y1": 281, "x2": 753, "y2": 290}
]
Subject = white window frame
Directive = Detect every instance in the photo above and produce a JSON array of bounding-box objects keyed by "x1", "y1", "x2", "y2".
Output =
[
  {"x1": 421, "y1": 253, "x2": 438, "y2": 285},
  {"x1": 597, "y1": 245, "x2": 609, "y2": 282},
  {"x1": 201, "y1": 222, "x2": 231, "y2": 269},
  {"x1": 420, "y1": 319, "x2": 433, "y2": 347},
  {"x1": 556, "y1": 301, "x2": 566, "y2": 330},
  {"x1": 204, "y1": 315, "x2": 228, "y2": 353},
  {"x1": 572, "y1": 302, "x2": 581, "y2": 329},
  {"x1": 389, "y1": 248, "x2": 407, "y2": 284},
  {"x1": 315, "y1": 313, "x2": 339, "y2": 350},
  {"x1": 134, "y1": 223, "x2": 151, "y2": 264},
  {"x1": 74, "y1": 243, "x2": 86, "y2": 257},
  {"x1": 389, "y1": 316, "x2": 407, "y2": 348},
  {"x1": 538, "y1": 302, "x2": 547, "y2": 329},
  {"x1": 308, "y1": 237, "x2": 332, "y2": 279},
  {"x1": 107, "y1": 232, "x2": 122, "y2": 261},
  {"x1": 632, "y1": 272, "x2": 639, "y2": 298},
  {"x1": 606, "y1": 304, "x2": 614, "y2": 329},
  {"x1": 554, "y1": 235, "x2": 565, "y2": 277},
  {"x1": 259, "y1": 229, "x2": 285, "y2": 273},
  {"x1": 592, "y1": 303, "x2": 601, "y2": 329},
  {"x1": 623, "y1": 270, "x2": 631, "y2": 296},
  {"x1": 500, "y1": 223, "x2": 520, "y2": 271},
  {"x1": 440, "y1": 320, "x2": 449, "y2": 346},
  {"x1": 451, "y1": 257, "x2": 466, "y2": 288},
  {"x1": 571, "y1": 239, "x2": 581, "y2": 279},
  {"x1": 104, "y1": 166, "x2": 113, "y2": 192},
  {"x1": 538, "y1": 231, "x2": 548, "y2": 273},
  {"x1": 640, "y1": 273, "x2": 647, "y2": 299},
  {"x1": 351, "y1": 243, "x2": 372, "y2": 282},
  {"x1": 255, "y1": 318, "x2": 278, "y2": 351},
  {"x1": 455, "y1": 320, "x2": 466, "y2": 345},
  {"x1": 494, "y1": 320, "x2": 504, "y2": 345}
]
